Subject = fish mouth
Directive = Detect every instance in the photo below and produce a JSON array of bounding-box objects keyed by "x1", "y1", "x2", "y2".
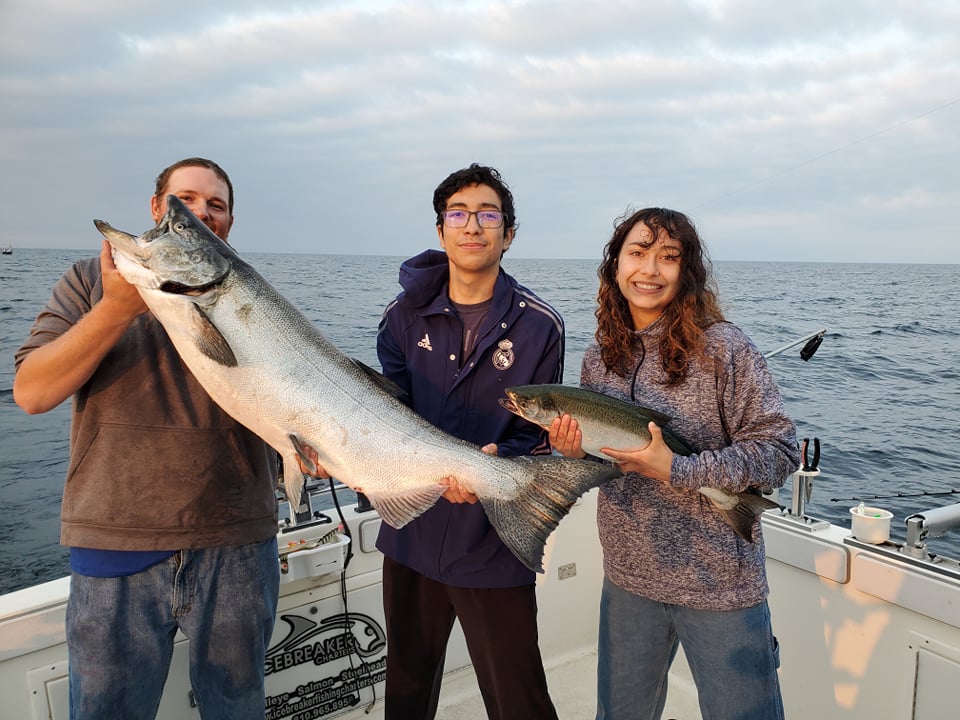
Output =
[
  {"x1": 498, "y1": 396, "x2": 520, "y2": 414},
  {"x1": 95, "y1": 195, "x2": 234, "y2": 294},
  {"x1": 159, "y1": 278, "x2": 223, "y2": 296}
]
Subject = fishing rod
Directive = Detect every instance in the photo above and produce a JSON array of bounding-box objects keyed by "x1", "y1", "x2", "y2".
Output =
[
  {"x1": 768, "y1": 330, "x2": 960, "y2": 514},
  {"x1": 764, "y1": 328, "x2": 826, "y2": 361},
  {"x1": 763, "y1": 329, "x2": 826, "y2": 520}
]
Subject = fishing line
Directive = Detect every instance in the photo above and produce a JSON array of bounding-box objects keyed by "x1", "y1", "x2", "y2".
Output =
[
  {"x1": 328, "y1": 478, "x2": 354, "y2": 569},
  {"x1": 326, "y1": 478, "x2": 380, "y2": 711},
  {"x1": 828, "y1": 489, "x2": 960, "y2": 503},
  {"x1": 692, "y1": 96, "x2": 960, "y2": 211}
]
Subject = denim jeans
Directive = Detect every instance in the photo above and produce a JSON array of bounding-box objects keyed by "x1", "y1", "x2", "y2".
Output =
[
  {"x1": 596, "y1": 577, "x2": 783, "y2": 720},
  {"x1": 67, "y1": 537, "x2": 280, "y2": 720}
]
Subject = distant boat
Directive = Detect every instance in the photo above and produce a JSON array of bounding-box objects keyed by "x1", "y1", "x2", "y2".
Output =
[{"x1": 1, "y1": 246, "x2": 11, "y2": 254}]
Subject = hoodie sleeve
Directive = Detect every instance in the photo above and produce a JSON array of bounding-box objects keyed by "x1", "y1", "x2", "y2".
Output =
[
  {"x1": 15, "y1": 257, "x2": 100, "y2": 369},
  {"x1": 375, "y1": 302, "x2": 413, "y2": 404},
  {"x1": 670, "y1": 326, "x2": 800, "y2": 494}
]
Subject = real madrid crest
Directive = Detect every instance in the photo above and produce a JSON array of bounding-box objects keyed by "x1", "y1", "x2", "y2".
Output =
[{"x1": 492, "y1": 339, "x2": 515, "y2": 370}]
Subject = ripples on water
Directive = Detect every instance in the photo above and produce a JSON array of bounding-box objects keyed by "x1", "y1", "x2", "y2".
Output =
[{"x1": 2, "y1": 250, "x2": 959, "y2": 594}]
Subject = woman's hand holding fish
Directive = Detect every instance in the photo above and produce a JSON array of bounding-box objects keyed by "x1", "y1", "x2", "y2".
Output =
[
  {"x1": 549, "y1": 415, "x2": 587, "y2": 459},
  {"x1": 601, "y1": 421, "x2": 673, "y2": 482}
]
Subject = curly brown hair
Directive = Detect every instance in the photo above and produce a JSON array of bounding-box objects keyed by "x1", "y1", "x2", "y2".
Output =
[{"x1": 595, "y1": 208, "x2": 725, "y2": 385}]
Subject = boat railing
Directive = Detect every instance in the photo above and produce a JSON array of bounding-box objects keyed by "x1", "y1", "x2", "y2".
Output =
[{"x1": 774, "y1": 456, "x2": 960, "y2": 576}]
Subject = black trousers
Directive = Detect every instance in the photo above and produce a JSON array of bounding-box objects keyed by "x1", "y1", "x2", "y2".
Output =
[{"x1": 381, "y1": 556, "x2": 559, "y2": 720}]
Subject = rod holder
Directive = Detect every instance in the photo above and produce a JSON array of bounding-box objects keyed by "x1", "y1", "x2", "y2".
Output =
[{"x1": 904, "y1": 502, "x2": 960, "y2": 559}]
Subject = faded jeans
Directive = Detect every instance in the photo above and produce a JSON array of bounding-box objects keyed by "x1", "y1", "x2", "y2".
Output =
[
  {"x1": 596, "y1": 577, "x2": 783, "y2": 720},
  {"x1": 67, "y1": 538, "x2": 280, "y2": 720}
]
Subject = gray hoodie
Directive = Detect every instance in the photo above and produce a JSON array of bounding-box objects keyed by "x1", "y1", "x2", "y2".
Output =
[{"x1": 582, "y1": 320, "x2": 799, "y2": 610}]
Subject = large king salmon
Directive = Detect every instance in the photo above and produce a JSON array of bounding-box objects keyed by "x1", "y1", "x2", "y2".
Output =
[
  {"x1": 94, "y1": 196, "x2": 620, "y2": 572},
  {"x1": 500, "y1": 384, "x2": 780, "y2": 542}
]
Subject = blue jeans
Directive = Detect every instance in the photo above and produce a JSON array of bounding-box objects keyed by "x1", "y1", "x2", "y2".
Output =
[
  {"x1": 67, "y1": 538, "x2": 280, "y2": 720},
  {"x1": 596, "y1": 577, "x2": 783, "y2": 720}
]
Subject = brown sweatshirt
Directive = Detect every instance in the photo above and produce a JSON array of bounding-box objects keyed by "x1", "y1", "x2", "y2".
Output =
[{"x1": 15, "y1": 256, "x2": 278, "y2": 550}]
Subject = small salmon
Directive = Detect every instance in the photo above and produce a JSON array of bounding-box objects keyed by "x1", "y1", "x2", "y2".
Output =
[{"x1": 500, "y1": 384, "x2": 780, "y2": 542}]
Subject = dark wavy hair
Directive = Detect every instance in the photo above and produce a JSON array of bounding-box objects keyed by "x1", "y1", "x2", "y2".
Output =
[
  {"x1": 154, "y1": 157, "x2": 234, "y2": 215},
  {"x1": 595, "y1": 208, "x2": 725, "y2": 385},
  {"x1": 432, "y1": 163, "x2": 516, "y2": 233}
]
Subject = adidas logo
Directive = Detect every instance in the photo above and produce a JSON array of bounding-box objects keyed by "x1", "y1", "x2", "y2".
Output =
[{"x1": 417, "y1": 333, "x2": 433, "y2": 351}]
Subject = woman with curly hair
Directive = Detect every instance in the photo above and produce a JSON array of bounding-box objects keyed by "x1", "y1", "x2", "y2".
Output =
[{"x1": 550, "y1": 208, "x2": 799, "y2": 720}]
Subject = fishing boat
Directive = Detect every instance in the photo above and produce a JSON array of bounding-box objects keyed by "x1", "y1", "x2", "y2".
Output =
[
  {"x1": 2, "y1": 333, "x2": 959, "y2": 720},
  {"x1": 1, "y1": 246, "x2": 11, "y2": 255}
]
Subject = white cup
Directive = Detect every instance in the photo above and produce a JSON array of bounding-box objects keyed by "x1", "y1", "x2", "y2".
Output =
[{"x1": 849, "y1": 506, "x2": 893, "y2": 544}]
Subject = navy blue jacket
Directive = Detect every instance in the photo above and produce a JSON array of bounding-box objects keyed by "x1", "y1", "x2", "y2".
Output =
[{"x1": 375, "y1": 250, "x2": 565, "y2": 587}]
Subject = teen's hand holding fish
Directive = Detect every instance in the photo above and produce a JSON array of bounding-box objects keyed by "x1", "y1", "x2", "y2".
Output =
[{"x1": 297, "y1": 443, "x2": 479, "y2": 504}]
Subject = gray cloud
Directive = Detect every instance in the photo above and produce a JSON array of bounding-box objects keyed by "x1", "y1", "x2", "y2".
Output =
[{"x1": 1, "y1": 0, "x2": 957, "y2": 262}]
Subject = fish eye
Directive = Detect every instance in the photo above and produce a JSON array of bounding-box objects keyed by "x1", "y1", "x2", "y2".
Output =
[{"x1": 174, "y1": 222, "x2": 186, "y2": 233}]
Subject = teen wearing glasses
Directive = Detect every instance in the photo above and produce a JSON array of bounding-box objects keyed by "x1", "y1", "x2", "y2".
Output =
[{"x1": 375, "y1": 164, "x2": 564, "y2": 719}]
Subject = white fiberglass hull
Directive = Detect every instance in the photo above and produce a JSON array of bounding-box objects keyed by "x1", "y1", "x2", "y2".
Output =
[{"x1": 2, "y1": 484, "x2": 960, "y2": 720}]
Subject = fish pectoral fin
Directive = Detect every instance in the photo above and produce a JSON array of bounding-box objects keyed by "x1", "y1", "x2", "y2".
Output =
[
  {"x1": 189, "y1": 303, "x2": 237, "y2": 367},
  {"x1": 352, "y1": 359, "x2": 408, "y2": 400},
  {"x1": 632, "y1": 404, "x2": 674, "y2": 427},
  {"x1": 365, "y1": 486, "x2": 447, "y2": 529},
  {"x1": 281, "y1": 451, "x2": 307, "y2": 512},
  {"x1": 288, "y1": 434, "x2": 318, "y2": 475}
]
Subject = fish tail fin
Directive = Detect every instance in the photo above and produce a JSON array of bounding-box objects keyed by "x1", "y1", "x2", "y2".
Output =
[
  {"x1": 721, "y1": 493, "x2": 782, "y2": 542},
  {"x1": 481, "y1": 456, "x2": 621, "y2": 572}
]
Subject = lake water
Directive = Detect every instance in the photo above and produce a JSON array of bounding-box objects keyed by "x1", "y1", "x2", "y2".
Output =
[{"x1": 2, "y1": 249, "x2": 959, "y2": 594}]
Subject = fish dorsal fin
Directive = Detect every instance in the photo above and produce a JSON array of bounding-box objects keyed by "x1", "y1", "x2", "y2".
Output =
[
  {"x1": 352, "y1": 359, "x2": 407, "y2": 400},
  {"x1": 631, "y1": 403, "x2": 673, "y2": 427},
  {"x1": 558, "y1": 385, "x2": 676, "y2": 426},
  {"x1": 661, "y1": 428, "x2": 694, "y2": 456},
  {"x1": 190, "y1": 303, "x2": 237, "y2": 367}
]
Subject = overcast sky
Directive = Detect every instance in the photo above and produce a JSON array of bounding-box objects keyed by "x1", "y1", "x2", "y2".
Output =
[{"x1": 1, "y1": 1, "x2": 957, "y2": 263}]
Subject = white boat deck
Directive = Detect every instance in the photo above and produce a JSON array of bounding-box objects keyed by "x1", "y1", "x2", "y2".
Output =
[
  {"x1": 421, "y1": 648, "x2": 701, "y2": 720},
  {"x1": 4, "y1": 483, "x2": 960, "y2": 720}
]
